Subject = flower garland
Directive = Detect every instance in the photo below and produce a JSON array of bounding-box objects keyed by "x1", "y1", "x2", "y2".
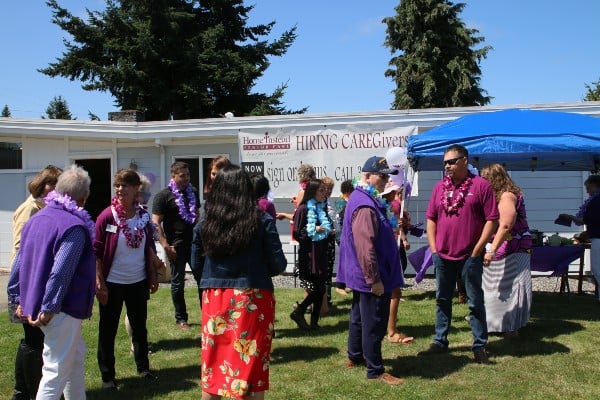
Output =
[
  {"x1": 111, "y1": 196, "x2": 150, "y2": 248},
  {"x1": 306, "y1": 198, "x2": 332, "y2": 241},
  {"x1": 352, "y1": 178, "x2": 398, "y2": 230},
  {"x1": 576, "y1": 190, "x2": 600, "y2": 218},
  {"x1": 44, "y1": 190, "x2": 95, "y2": 240},
  {"x1": 441, "y1": 175, "x2": 473, "y2": 216},
  {"x1": 168, "y1": 179, "x2": 197, "y2": 224}
]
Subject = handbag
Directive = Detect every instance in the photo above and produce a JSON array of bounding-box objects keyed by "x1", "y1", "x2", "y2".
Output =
[{"x1": 153, "y1": 248, "x2": 171, "y2": 283}]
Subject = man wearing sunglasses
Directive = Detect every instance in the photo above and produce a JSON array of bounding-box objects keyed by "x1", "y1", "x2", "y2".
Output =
[{"x1": 418, "y1": 144, "x2": 498, "y2": 364}]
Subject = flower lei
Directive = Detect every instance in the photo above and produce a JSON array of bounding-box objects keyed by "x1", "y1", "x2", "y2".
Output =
[
  {"x1": 111, "y1": 196, "x2": 150, "y2": 248},
  {"x1": 441, "y1": 175, "x2": 473, "y2": 216},
  {"x1": 352, "y1": 178, "x2": 398, "y2": 229},
  {"x1": 576, "y1": 190, "x2": 600, "y2": 218},
  {"x1": 44, "y1": 190, "x2": 95, "y2": 240},
  {"x1": 168, "y1": 179, "x2": 197, "y2": 224},
  {"x1": 306, "y1": 198, "x2": 332, "y2": 241}
]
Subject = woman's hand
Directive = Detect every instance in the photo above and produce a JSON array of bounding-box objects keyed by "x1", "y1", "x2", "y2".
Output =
[
  {"x1": 483, "y1": 251, "x2": 494, "y2": 267},
  {"x1": 164, "y1": 245, "x2": 177, "y2": 261},
  {"x1": 96, "y1": 281, "x2": 109, "y2": 305}
]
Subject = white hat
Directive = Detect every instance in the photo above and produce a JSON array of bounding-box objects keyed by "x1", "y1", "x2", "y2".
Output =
[{"x1": 381, "y1": 181, "x2": 402, "y2": 196}]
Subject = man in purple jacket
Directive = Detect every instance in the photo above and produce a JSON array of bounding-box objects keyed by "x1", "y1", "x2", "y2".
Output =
[
  {"x1": 7, "y1": 165, "x2": 96, "y2": 399},
  {"x1": 337, "y1": 156, "x2": 405, "y2": 385}
]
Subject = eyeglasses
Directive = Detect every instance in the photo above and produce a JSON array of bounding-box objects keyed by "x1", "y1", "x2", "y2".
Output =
[
  {"x1": 375, "y1": 173, "x2": 389, "y2": 180},
  {"x1": 443, "y1": 156, "x2": 465, "y2": 166}
]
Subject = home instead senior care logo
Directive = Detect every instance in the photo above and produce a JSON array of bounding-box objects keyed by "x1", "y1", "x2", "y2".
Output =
[{"x1": 242, "y1": 132, "x2": 291, "y2": 151}]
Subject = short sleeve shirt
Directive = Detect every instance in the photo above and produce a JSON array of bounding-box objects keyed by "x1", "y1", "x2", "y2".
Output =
[
  {"x1": 426, "y1": 175, "x2": 498, "y2": 260},
  {"x1": 152, "y1": 186, "x2": 200, "y2": 246}
]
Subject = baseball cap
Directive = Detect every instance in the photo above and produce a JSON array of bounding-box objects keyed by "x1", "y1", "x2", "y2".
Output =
[
  {"x1": 381, "y1": 181, "x2": 402, "y2": 196},
  {"x1": 362, "y1": 156, "x2": 399, "y2": 175}
]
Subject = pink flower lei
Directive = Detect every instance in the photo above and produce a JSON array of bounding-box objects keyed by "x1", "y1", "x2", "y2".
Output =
[
  {"x1": 441, "y1": 175, "x2": 473, "y2": 216},
  {"x1": 44, "y1": 190, "x2": 95, "y2": 240},
  {"x1": 168, "y1": 179, "x2": 197, "y2": 224},
  {"x1": 111, "y1": 196, "x2": 150, "y2": 248}
]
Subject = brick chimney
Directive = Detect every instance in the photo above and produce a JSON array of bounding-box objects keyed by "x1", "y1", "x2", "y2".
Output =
[{"x1": 108, "y1": 110, "x2": 145, "y2": 122}]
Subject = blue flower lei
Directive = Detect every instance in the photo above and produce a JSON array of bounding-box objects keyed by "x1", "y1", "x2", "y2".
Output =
[
  {"x1": 306, "y1": 198, "x2": 332, "y2": 241},
  {"x1": 168, "y1": 179, "x2": 197, "y2": 224},
  {"x1": 353, "y1": 177, "x2": 398, "y2": 230},
  {"x1": 45, "y1": 190, "x2": 95, "y2": 240}
]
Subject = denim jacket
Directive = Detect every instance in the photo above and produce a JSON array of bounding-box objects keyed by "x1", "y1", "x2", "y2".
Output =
[{"x1": 193, "y1": 211, "x2": 287, "y2": 291}]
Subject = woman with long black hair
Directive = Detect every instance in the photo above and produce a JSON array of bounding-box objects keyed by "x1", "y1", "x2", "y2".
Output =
[{"x1": 194, "y1": 165, "x2": 287, "y2": 400}]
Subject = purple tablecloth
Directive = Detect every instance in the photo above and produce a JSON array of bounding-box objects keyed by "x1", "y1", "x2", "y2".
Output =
[{"x1": 408, "y1": 245, "x2": 585, "y2": 283}]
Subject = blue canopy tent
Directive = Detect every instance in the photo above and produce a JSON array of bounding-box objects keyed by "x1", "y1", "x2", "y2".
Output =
[{"x1": 407, "y1": 109, "x2": 600, "y2": 172}]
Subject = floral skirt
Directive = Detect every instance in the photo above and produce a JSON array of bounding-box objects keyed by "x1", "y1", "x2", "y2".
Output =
[{"x1": 201, "y1": 288, "x2": 275, "y2": 399}]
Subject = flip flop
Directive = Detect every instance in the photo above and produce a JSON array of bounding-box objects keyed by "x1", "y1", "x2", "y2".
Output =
[{"x1": 387, "y1": 332, "x2": 414, "y2": 344}]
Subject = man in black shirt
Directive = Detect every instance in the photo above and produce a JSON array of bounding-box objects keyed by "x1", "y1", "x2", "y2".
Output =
[{"x1": 152, "y1": 161, "x2": 200, "y2": 329}]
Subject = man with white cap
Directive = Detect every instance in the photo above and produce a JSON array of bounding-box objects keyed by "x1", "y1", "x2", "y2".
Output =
[{"x1": 337, "y1": 156, "x2": 405, "y2": 385}]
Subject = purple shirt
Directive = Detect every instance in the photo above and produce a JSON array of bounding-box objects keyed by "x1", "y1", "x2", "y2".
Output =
[
  {"x1": 426, "y1": 175, "x2": 498, "y2": 260},
  {"x1": 257, "y1": 197, "x2": 277, "y2": 219}
]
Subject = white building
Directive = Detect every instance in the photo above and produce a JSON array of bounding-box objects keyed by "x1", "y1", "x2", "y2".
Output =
[{"x1": 2, "y1": 102, "x2": 600, "y2": 276}]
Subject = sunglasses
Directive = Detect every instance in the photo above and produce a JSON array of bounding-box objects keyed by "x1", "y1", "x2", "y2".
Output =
[{"x1": 443, "y1": 156, "x2": 465, "y2": 166}]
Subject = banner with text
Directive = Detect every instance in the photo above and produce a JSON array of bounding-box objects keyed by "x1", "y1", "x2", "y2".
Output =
[{"x1": 239, "y1": 124, "x2": 418, "y2": 199}]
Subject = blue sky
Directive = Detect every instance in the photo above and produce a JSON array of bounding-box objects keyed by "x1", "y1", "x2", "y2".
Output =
[{"x1": 1, "y1": 1, "x2": 599, "y2": 120}]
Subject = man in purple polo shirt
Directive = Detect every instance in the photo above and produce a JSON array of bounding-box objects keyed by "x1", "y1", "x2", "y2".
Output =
[
  {"x1": 418, "y1": 144, "x2": 498, "y2": 364},
  {"x1": 337, "y1": 156, "x2": 405, "y2": 385}
]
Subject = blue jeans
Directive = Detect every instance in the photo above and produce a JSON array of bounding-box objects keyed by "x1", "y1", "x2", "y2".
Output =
[
  {"x1": 347, "y1": 290, "x2": 391, "y2": 379},
  {"x1": 432, "y1": 253, "x2": 487, "y2": 350}
]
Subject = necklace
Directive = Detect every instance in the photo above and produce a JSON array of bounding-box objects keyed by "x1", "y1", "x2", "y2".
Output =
[
  {"x1": 380, "y1": 198, "x2": 399, "y2": 231},
  {"x1": 306, "y1": 198, "x2": 332, "y2": 241},
  {"x1": 577, "y1": 190, "x2": 600, "y2": 218},
  {"x1": 111, "y1": 197, "x2": 150, "y2": 248},
  {"x1": 352, "y1": 179, "x2": 398, "y2": 229},
  {"x1": 44, "y1": 190, "x2": 95, "y2": 240},
  {"x1": 168, "y1": 179, "x2": 197, "y2": 224},
  {"x1": 441, "y1": 175, "x2": 473, "y2": 216}
]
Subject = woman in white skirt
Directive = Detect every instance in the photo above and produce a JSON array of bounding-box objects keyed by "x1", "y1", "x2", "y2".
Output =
[{"x1": 481, "y1": 164, "x2": 533, "y2": 337}]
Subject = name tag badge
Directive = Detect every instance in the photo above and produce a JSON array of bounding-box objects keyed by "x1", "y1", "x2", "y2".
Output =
[{"x1": 106, "y1": 224, "x2": 118, "y2": 233}]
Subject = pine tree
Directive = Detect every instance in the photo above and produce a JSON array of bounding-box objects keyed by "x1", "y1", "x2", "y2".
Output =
[
  {"x1": 43, "y1": 96, "x2": 74, "y2": 120},
  {"x1": 584, "y1": 77, "x2": 600, "y2": 101},
  {"x1": 39, "y1": 0, "x2": 303, "y2": 121},
  {"x1": 1, "y1": 105, "x2": 10, "y2": 117},
  {"x1": 383, "y1": 0, "x2": 492, "y2": 109}
]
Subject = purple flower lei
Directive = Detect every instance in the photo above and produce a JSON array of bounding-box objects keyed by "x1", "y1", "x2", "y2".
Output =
[
  {"x1": 441, "y1": 175, "x2": 473, "y2": 216},
  {"x1": 168, "y1": 179, "x2": 197, "y2": 224},
  {"x1": 44, "y1": 190, "x2": 95, "y2": 240},
  {"x1": 576, "y1": 190, "x2": 600, "y2": 218}
]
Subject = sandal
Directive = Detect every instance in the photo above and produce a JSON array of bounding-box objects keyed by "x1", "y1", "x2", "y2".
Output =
[{"x1": 387, "y1": 332, "x2": 414, "y2": 344}]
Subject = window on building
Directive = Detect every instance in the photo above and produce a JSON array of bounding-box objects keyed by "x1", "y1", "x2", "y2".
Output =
[{"x1": 0, "y1": 142, "x2": 22, "y2": 169}]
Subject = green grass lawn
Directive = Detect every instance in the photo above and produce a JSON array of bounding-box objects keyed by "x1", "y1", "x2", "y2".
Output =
[{"x1": 1, "y1": 286, "x2": 599, "y2": 399}]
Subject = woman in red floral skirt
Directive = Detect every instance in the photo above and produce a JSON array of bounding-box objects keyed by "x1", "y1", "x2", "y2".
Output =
[{"x1": 192, "y1": 165, "x2": 287, "y2": 400}]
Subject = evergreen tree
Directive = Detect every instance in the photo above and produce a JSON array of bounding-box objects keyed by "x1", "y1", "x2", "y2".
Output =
[
  {"x1": 88, "y1": 111, "x2": 101, "y2": 121},
  {"x1": 1, "y1": 105, "x2": 10, "y2": 117},
  {"x1": 584, "y1": 77, "x2": 600, "y2": 101},
  {"x1": 383, "y1": 0, "x2": 492, "y2": 109},
  {"x1": 43, "y1": 96, "x2": 74, "y2": 120},
  {"x1": 39, "y1": 0, "x2": 302, "y2": 121}
]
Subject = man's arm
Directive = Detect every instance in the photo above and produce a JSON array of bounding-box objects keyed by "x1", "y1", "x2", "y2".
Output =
[
  {"x1": 352, "y1": 208, "x2": 383, "y2": 295},
  {"x1": 152, "y1": 213, "x2": 176, "y2": 261},
  {"x1": 472, "y1": 219, "x2": 499, "y2": 257},
  {"x1": 426, "y1": 218, "x2": 438, "y2": 254}
]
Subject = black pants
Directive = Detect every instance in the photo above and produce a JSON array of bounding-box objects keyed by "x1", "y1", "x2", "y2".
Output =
[
  {"x1": 13, "y1": 324, "x2": 44, "y2": 400},
  {"x1": 98, "y1": 280, "x2": 150, "y2": 382}
]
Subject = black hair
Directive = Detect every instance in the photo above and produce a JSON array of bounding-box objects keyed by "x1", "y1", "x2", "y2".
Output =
[
  {"x1": 249, "y1": 173, "x2": 270, "y2": 200},
  {"x1": 340, "y1": 179, "x2": 354, "y2": 195},
  {"x1": 299, "y1": 178, "x2": 322, "y2": 206},
  {"x1": 201, "y1": 165, "x2": 260, "y2": 257},
  {"x1": 444, "y1": 144, "x2": 468, "y2": 158}
]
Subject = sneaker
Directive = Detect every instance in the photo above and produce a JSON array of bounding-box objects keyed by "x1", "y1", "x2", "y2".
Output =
[
  {"x1": 140, "y1": 370, "x2": 158, "y2": 381},
  {"x1": 177, "y1": 321, "x2": 190, "y2": 330},
  {"x1": 102, "y1": 380, "x2": 118, "y2": 390},
  {"x1": 368, "y1": 372, "x2": 405, "y2": 385},
  {"x1": 473, "y1": 347, "x2": 490, "y2": 364},
  {"x1": 417, "y1": 343, "x2": 449, "y2": 356}
]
